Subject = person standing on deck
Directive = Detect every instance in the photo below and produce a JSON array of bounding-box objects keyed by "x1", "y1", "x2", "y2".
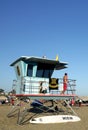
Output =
[
  {"x1": 61, "y1": 73, "x2": 68, "y2": 94},
  {"x1": 40, "y1": 81, "x2": 48, "y2": 94}
]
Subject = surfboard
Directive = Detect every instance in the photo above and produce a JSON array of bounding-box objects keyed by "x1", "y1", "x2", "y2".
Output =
[{"x1": 30, "y1": 115, "x2": 81, "y2": 124}]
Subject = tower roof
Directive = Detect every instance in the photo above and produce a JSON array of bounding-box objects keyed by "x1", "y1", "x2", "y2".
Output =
[{"x1": 10, "y1": 56, "x2": 68, "y2": 70}]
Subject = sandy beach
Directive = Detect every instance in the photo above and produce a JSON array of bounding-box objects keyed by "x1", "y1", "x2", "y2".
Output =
[{"x1": 0, "y1": 104, "x2": 88, "y2": 130}]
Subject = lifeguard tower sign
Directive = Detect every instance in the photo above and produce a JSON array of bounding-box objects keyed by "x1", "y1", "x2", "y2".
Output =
[{"x1": 49, "y1": 78, "x2": 58, "y2": 90}]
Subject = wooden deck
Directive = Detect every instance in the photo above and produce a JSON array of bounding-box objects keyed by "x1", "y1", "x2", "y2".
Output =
[{"x1": 14, "y1": 93, "x2": 77, "y2": 100}]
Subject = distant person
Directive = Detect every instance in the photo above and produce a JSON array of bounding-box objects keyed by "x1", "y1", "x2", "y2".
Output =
[
  {"x1": 61, "y1": 73, "x2": 68, "y2": 94},
  {"x1": 70, "y1": 98, "x2": 75, "y2": 106},
  {"x1": 79, "y1": 99, "x2": 82, "y2": 107},
  {"x1": 10, "y1": 98, "x2": 14, "y2": 106}
]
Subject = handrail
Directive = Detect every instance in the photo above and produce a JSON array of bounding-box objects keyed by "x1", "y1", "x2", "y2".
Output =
[{"x1": 12, "y1": 77, "x2": 76, "y2": 95}]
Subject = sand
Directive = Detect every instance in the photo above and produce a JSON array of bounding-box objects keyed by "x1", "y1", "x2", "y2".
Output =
[{"x1": 0, "y1": 104, "x2": 88, "y2": 130}]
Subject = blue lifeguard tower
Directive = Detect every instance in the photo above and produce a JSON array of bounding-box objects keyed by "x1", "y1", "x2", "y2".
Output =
[
  {"x1": 10, "y1": 56, "x2": 76, "y2": 100},
  {"x1": 8, "y1": 56, "x2": 79, "y2": 125}
]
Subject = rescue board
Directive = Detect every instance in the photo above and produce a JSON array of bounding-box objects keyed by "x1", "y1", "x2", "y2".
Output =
[{"x1": 30, "y1": 115, "x2": 81, "y2": 124}]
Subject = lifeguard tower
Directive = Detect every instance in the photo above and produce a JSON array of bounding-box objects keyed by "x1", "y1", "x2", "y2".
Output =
[
  {"x1": 8, "y1": 56, "x2": 79, "y2": 125},
  {"x1": 10, "y1": 56, "x2": 76, "y2": 100}
]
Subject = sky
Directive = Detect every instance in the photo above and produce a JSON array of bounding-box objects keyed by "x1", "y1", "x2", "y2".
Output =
[{"x1": 0, "y1": 0, "x2": 88, "y2": 96}]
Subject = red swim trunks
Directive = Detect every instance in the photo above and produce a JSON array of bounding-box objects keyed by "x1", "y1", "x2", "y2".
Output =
[{"x1": 63, "y1": 83, "x2": 67, "y2": 91}]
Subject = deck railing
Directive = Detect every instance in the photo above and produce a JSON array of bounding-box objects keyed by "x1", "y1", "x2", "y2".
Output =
[{"x1": 12, "y1": 78, "x2": 76, "y2": 95}]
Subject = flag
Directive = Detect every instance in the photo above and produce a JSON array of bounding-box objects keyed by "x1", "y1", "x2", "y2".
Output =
[{"x1": 56, "y1": 55, "x2": 59, "y2": 61}]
